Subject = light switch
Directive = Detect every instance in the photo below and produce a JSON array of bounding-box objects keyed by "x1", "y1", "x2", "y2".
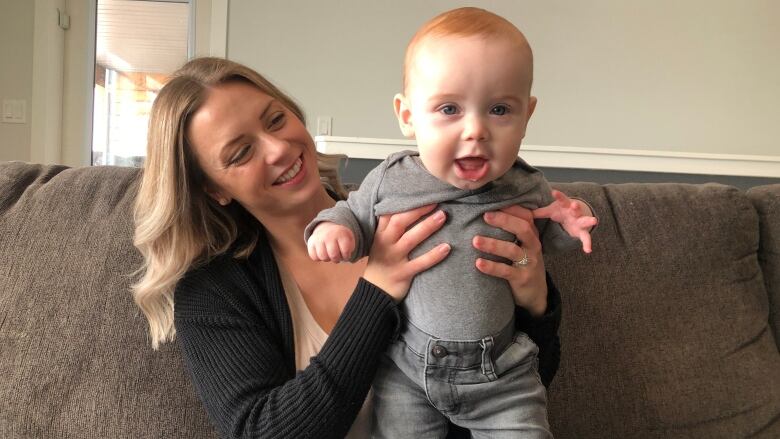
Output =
[
  {"x1": 2, "y1": 99, "x2": 26, "y2": 124},
  {"x1": 316, "y1": 116, "x2": 332, "y2": 135}
]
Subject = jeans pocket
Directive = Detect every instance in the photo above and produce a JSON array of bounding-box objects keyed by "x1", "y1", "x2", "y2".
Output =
[{"x1": 493, "y1": 331, "x2": 540, "y2": 378}]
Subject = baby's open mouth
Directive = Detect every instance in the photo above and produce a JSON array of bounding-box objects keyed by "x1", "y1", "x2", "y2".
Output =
[{"x1": 454, "y1": 157, "x2": 489, "y2": 182}]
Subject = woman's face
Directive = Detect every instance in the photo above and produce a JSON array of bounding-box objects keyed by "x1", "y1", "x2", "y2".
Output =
[{"x1": 187, "y1": 81, "x2": 324, "y2": 220}]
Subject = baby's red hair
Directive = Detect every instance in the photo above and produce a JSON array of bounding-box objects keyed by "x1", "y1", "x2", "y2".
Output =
[{"x1": 402, "y1": 7, "x2": 533, "y2": 92}]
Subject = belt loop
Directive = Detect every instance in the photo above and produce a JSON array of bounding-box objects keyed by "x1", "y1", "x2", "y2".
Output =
[{"x1": 480, "y1": 336, "x2": 497, "y2": 380}]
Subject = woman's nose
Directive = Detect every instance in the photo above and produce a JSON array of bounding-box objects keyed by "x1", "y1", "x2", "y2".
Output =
[
  {"x1": 462, "y1": 113, "x2": 489, "y2": 142},
  {"x1": 260, "y1": 134, "x2": 289, "y2": 164}
]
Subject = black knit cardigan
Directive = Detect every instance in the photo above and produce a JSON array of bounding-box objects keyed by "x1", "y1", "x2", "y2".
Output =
[{"x1": 175, "y1": 235, "x2": 561, "y2": 439}]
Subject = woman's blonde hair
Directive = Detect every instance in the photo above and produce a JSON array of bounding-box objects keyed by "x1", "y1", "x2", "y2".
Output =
[{"x1": 132, "y1": 57, "x2": 346, "y2": 349}]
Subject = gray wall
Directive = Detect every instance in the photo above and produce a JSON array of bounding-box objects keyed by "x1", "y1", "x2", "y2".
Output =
[
  {"x1": 0, "y1": 0, "x2": 34, "y2": 162},
  {"x1": 228, "y1": 0, "x2": 780, "y2": 158}
]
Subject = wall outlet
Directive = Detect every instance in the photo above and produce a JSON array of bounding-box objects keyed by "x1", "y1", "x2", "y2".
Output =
[
  {"x1": 316, "y1": 116, "x2": 332, "y2": 135},
  {"x1": 2, "y1": 99, "x2": 26, "y2": 124}
]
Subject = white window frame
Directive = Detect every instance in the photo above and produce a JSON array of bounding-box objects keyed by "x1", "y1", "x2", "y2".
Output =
[{"x1": 30, "y1": 0, "x2": 228, "y2": 167}]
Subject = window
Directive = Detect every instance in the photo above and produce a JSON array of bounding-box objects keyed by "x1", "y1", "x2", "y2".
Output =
[{"x1": 92, "y1": 0, "x2": 191, "y2": 166}]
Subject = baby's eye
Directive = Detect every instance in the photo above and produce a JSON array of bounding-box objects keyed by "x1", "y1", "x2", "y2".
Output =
[
  {"x1": 490, "y1": 105, "x2": 510, "y2": 116},
  {"x1": 439, "y1": 104, "x2": 458, "y2": 115}
]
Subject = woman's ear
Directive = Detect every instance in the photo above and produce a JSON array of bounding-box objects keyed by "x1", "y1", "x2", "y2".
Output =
[
  {"x1": 204, "y1": 183, "x2": 231, "y2": 206},
  {"x1": 393, "y1": 93, "x2": 415, "y2": 138}
]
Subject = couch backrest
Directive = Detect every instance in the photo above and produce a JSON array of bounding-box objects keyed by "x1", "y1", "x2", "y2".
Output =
[
  {"x1": 747, "y1": 184, "x2": 780, "y2": 350},
  {"x1": 2, "y1": 162, "x2": 779, "y2": 438},
  {"x1": 547, "y1": 182, "x2": 780, "y2": 438},
  {"x1": 0, "y1": 162, "x2": 217, "y2": 439}
]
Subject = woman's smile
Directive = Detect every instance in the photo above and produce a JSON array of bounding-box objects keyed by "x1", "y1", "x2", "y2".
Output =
[{"x1": 273, "y1": 155, "x2": 305, "y2": 186}]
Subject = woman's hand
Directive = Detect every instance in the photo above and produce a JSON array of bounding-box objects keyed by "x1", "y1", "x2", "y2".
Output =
[
  {"x1": 472, "y1": 205, "x2": 548, "y2": 317},
  {"x1": 363, "y1": 204, "x2": 450, "y2": 303}
]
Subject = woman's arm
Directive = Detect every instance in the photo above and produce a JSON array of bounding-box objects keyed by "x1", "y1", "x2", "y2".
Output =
[
  {"x1": 175, "y1": 258, "x2": 398, "y2": 439},
  {"x1": 472, "y1": 205, "x2": 563, "y2": 387},
  {"x1": 514, "y1": 271, "x2": 562, "y2": 387},
  {"x1": 176, "y1": 205, "x2": 448, "y2": 439}
]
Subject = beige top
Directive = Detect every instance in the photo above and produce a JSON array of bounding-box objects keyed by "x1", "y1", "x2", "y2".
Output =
[{"x1": 274, "y1": 254, "x2": 373, "y2": 438}]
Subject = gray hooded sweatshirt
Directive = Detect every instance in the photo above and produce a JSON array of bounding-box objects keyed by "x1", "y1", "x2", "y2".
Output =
[{"x1": 305, "y1": 150, "x2": 579, "y2": 339}]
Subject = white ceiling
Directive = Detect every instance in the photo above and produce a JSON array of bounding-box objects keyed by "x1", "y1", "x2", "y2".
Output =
[{"x1": 96, "y1": 0, "x2": 189, "y2": 74}]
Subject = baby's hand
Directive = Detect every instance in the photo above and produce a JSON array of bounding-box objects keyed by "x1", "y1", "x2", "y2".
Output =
[
  {"x1": 533, "y1": 190, "x2": 598, "y2": 253},
  {"x1": 307, "y1": 222, "x2": 356, "y2": 263}
]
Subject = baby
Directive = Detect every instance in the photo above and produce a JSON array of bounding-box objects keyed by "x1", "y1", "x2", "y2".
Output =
[{"x1": 305, "y1": 7, "x2": 596, "y2": 438}]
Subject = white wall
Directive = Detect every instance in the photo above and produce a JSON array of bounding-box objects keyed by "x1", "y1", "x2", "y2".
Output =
[
  {"x1": 228, "y1": 0, "x2": 780, "y2": 157},
  {"x1": 0, "y1": 0, "x2": 35, "y2": 162},
  {"x1": 2, "y1": 1, "x2": 777, "y2": 166}
]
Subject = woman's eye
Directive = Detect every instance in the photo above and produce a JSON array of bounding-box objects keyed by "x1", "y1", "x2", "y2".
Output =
[
  {"x1": 229, "y1": 145, "x2": 250, "y2": 165},
  {"x1": 439, "y1": 105, "x2": 458, "y2": 115},
  {"x1": 269, "y1": 112, "x2": 286, "y2": 129},
  {"x1": 491, "y1": 105, "x2": 509, "y2": 116}
]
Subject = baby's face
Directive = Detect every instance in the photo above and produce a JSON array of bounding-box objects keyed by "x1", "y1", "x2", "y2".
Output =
[{"x1": 397, "y1": 35, "x2": 536, "y2": 190}]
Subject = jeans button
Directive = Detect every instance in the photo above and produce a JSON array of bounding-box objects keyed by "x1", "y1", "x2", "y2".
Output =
[{"x1": 431, "y1": 345, "x2": 448, "y2": 358}]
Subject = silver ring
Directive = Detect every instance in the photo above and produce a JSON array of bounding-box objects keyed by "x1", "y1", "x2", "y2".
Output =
[{"x1": 512, "y1": 247, "x2": 531, "y2": 268}]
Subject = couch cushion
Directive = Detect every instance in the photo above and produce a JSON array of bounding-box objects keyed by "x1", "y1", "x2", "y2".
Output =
[
  {"x1": 547, "y1": 182, "x2": 780, "y2": 439},
  {"x1": 747, "y1": 184, "x2": 780, "y2": 350},
  {"x1": 0, "y1": 162, "x2": 216, "y2": 438}
]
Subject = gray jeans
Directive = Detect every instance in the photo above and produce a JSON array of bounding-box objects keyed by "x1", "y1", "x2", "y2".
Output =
[{"x1": 371, "y1": 319, "x2": 552, "y2": 439}]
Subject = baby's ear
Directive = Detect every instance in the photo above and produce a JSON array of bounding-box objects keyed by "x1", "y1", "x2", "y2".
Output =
[
  {"x1": 527, "y1": 96, "x2": 538, "y2": 120},
  {"x1": 393, "y1": 93, "x2": 415, "y2": 138}
]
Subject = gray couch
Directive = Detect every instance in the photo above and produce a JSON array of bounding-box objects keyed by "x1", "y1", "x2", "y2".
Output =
[{"x1": 1, "y1": 161, "x2": 779, "y2": 438}]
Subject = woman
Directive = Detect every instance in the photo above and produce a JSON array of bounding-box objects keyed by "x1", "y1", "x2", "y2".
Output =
[{"x1": 132, "y1": 57, "x2": 562, "y2": 439}]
